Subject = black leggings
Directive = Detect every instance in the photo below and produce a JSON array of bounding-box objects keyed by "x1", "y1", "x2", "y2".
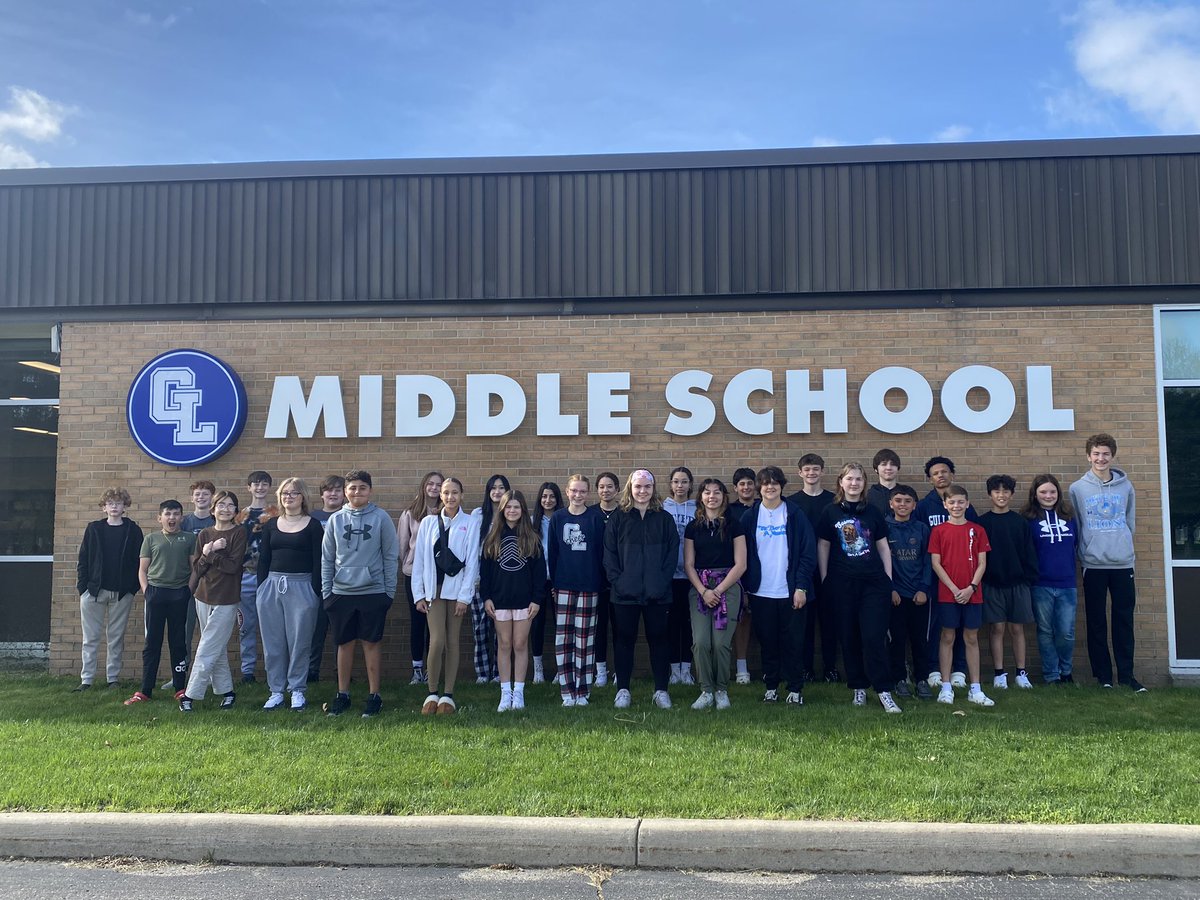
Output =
[
  {"x1": 611, "y1": 603, "x2": 670, "y2": 691},
  {"x1": 140, "y1": 585, "x2": 190, "y2": 696},
  {"x1": 667, "y1": 578, "x2": 693, "y2": 666}
]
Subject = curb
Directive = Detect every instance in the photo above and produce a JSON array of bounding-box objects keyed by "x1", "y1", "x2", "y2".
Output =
[{"x1": 2, "y1": 813, "x2": 1198, "y2": 877}]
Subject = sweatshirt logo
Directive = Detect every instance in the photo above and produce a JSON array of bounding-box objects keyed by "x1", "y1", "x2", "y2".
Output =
[
  {"x1": 1084, "y1": 493, "x2": 1127, "y2": 531},
  {"x1": 343, "y1": 521, "x2": 373, "y2": 542},
  {"x1": 1038, "y1": 515, "x2": 1072, "y2": 543},
  {"x1": 835, "y1": 516, "x2": 871, "y2": 558},
  {"x1": 499, "y1": 535, "x2": 524, "y2": 572},
  {"x1": 563, "y1": 523, "x2": 587, "y2": 551}
]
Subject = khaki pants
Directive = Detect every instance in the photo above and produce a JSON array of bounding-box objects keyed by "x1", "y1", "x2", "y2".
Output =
[{"x1": 426, "y1": 599, "x2": 464, "y2": 695}]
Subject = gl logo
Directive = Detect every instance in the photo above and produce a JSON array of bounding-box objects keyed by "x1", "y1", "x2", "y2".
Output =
[{"x1": 128, "y1": 349, "x2": 247, "y2": 467}]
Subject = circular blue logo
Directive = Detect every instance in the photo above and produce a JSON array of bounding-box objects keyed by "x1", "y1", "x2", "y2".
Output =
[{"x1": 127, "y1": 349, "x2": 248, "y2": 467}]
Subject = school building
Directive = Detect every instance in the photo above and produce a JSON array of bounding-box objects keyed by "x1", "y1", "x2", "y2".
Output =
[{"x1": 2, "y1": 135, "x2": 1198, "y2": 684}]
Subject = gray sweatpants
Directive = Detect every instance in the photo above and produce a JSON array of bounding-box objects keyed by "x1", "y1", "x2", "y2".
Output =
[
  {"x1": 79, "y1": 589, "x2": 134, "y2": 684},
  {"x1": 185, "y1": 600, "x2": 238, "y2": 699},
  {"x1": 257, "y1": 573, "x2": 320, "y2": 694}
]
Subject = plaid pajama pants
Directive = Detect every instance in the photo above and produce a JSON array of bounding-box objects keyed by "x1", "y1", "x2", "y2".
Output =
[
  {"x1": 471, "y1": 592, "x2": 498, "y2": 680},
  {"x1": 555, "y1": 589, "x2": 599, "y2": 701}
]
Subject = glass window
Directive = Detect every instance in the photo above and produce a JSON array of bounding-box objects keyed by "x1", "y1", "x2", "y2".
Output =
[
  {"x1": 0, "y1": 406, "x2": 58, "y2": 555},
  {"x1": 1161, "y1": 310, "x2": 1200, "y2": 381},
  {"x1": 0, "y1": 325, "x2": 59, "y2": 401},
  {"x1": 1164, "y1": 387, "x2": 1200, "y2": 561},
  {"x1": 0, "y1": 561, "x2": 52, "y2": 642}
]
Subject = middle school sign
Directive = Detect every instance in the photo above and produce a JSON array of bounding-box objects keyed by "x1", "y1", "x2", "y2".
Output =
[{"x1": 264, "y1": 365, "x2": 1074, "y2": 439}]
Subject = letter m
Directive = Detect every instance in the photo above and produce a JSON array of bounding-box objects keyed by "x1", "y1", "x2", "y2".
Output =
[{"x1": 264, "y1": 376, "x2": 348, "y2": 439}]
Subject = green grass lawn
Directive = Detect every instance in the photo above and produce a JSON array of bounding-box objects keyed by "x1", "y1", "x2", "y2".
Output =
[{"x1": 1, "y1": 673, "x2": 1197, "y2": 824}]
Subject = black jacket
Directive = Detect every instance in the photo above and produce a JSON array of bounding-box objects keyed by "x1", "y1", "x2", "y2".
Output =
[
  {"x1": 603, "y1": 506, "x2": 679, "y2": 605},
  {"x1": 740, "y1": 499, "x2": 817, "y2": 596},
  {"x1": 76, "y1": 517, "x2": 144, "y2": 596}
]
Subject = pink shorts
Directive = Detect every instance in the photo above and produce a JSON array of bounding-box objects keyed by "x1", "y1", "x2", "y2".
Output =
[{"x1": 493, "y1": 607, "x2": 531, "y2": 622}]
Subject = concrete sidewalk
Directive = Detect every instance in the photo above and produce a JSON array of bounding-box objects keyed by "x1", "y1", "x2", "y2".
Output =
[{"x1": 1, "y1": 813, "x2": 1197, "y2": 877}]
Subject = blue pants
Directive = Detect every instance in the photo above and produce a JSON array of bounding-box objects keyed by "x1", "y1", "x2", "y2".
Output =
[
  {"x1": 239, "y1": 571, "x2": 260, "y2": 677},
  {"x1": 1032, "y1": 585, "x2": 1076, "y2": 682}
]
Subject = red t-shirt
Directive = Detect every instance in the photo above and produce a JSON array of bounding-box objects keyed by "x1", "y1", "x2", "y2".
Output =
[{"x1": 928, "y1": 521, "x2": 991, "y2": 604}]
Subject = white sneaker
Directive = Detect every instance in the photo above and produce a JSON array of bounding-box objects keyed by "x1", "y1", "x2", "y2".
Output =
[
  {"x1": 510, "y1": 691, "x2": 525, "y2": 710},
  {"x1": 263, "y1": 691, "x2": 285, "y2": 710},
  {"x1": 290, "y1": 691, "x2": 306, "y2": 711},
  {"x1": 691, "y1": 691, "x2": 714, "y2": 710},
  {"x1": 532, "y1": 659, "x2": 545, "y2": 684},
  {"x1": 993, "y1": 673, "x2": 1008, "y2": 689},
  {"x1": 852, "y1": 689, "x2": 867, "y2": 707},
  {"x1": 951, "y1": 671, "x2": 967, "y2": 689},
  {"x1": 785, "y1": 691, "x2": 803, "y2": 706},
  {"x1": 762, "y1": 688, "x2": 778, "y2": 703},
  {"x1": 879, "y1": 691, "x2": 902, "y2": 714},
  {"x1": 668, "y1": 665, "x2": 681, "y2": 685},
  {"x1": 497, "y1": 692, "x2": 512, "y2": 713},
  {"x1": 561, "y1": 696, "x2": 576, "y2": 708},
  {"x1": 937, "y1": 685, "x2": 955, "y2": 705},
  {"x1": 594, "y1": 665, "x2": 609, "y2": 687},
  {"x1": 575, "y1": 695, "x2": 589, "y2": 707},
  {"x1": 653, "y1": 690, "x2": 672, "y2": 709},
  {"x1": 1014, "y1": 673, "x2": 1033, "y2": 689},
  {"x1": 735, "y1": 670, "x2": 751, "y2": 685},
  {"x1": 679, "y1": 667, "x2": 695, "y2": 686},
  {"x1": 409, "y1": 669, "x2": 426, "y2": 685},
  {"x1": 927, "y1": 671, "x2": 943, "y2": 688},
  {"x1": 968, "y1": 688, "x2": 995, "y2": 707},
  {"x1": 714, "y1": 690, "x2": 731, "y2": 710},
  {"x1": 614, "y1": 688, "x2": 631, "y2": 709},
  {"x1": 476, "y1": 676, "x2": 490, "y2": 685}
]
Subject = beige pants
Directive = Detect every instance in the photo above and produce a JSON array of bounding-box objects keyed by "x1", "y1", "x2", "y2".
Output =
[{"x1": 426, "y1": 599, "x2": 463, "y2": 695}]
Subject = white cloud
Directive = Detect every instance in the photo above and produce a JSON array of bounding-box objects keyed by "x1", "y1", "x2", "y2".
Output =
[
  {"x1": 810, "y1": 135, "x2": 841, "y2": 147},
  {"x1": 1070, "y1": 0, "x2": 1200, "y2": 131},
  {"x1": 0, "y1": 86, "x2": 72, "y2": 169},
  {"x1": 934, "y1": 124, "x2": 972, "y2": 142}
]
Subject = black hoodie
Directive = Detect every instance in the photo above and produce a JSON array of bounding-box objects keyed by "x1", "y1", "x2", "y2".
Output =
[{"x1": 603, "y1": 506, "x2": 679, "y2": 605}]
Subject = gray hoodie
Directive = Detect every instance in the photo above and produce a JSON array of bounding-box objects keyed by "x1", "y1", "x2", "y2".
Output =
[
  {"x1": 1069, "y1": 467, "x2": 1136, "y2": 569},
  {"x1": 321, "y1": 501, "x2": 399, "y2": 598}
]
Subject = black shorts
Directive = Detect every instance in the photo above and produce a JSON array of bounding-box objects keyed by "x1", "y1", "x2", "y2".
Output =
[{"x1": 327, "y1": 592, "x2": 392, "y2": 644}]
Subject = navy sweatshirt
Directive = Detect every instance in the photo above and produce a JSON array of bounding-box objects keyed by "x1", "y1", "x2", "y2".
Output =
[
  {"x1": 740, "y1": 499, "x2": 817, "y2": 596},
  {"x1": 886, "y1": 515, "x2": 934, "y2": 598},
  {"x1": 547, "y1": 506, "x2": 606, "y2": 593}
]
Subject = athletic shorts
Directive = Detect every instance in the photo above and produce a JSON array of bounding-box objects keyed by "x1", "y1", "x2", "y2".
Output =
[
  {"x1": 938, "y1": 602, "x2": 982, "y2": 631},
  {"x1": 327, "y1": 592, "x2": 392, "y2": 644},
  {"x1": 982, "y1": 583, "x2": 1034, "y2": 625},
  {"x1": 493, "y1": 607, "x2": 531, "y2": 622}
]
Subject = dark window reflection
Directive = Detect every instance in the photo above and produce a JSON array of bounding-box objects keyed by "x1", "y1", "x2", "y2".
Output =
[
  {"x1": 0, "y1": 336, "x2": 59, "y2": 401},
  {"x1": 0, "y1": 561, "x2": 51, "y2": 642},
  {"x1": 0, "y1": 406, "x2": 57, "y2": 555}
]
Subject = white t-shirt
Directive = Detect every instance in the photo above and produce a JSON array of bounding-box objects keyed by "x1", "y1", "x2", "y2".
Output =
[{"x1": 755, "y1": 503, "x2": 789, "y2": 599}]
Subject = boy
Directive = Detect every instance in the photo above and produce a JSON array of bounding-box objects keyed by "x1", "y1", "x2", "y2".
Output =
[
  {"x1": 124, "y1": 500, "x2": 196, "y2": 705},
  {"x1": 726, "y1": 465, "x2": 758, "y2": 683},
  {"x1": 742, "y1": 465, "x2": 816, "y2": 706},
  {"x1": 788, "y1": 453, "x2": 839, "y2": 683},
  {"x1": 928, "y1": 485, "x2": 994, "y2": 707},
  {"x1": 1069, "y1": 433, "x2": 1144, "y2": 692},
  {"x1": 307, "y1": 474, "x2": 345, "y2": 683},
  {"x1": 885, "y1": 485, "x2": 932, "y2": 700},
  {"x1": 75, "y1": 487, "x2": 143, "y2": 691},
  {"x1": 548, "y1": 474, "x2": 606, "y2": 707},
  {"x1": 238, "y1": 470, "x2": 273, "y2": 683},
  {"x1": 867, "y1": 449, "x2": 901, "y2": 515},
  {"x1": 979, "y1": 475, "x2": 1039, "y2": 690},
  {"x1": 321, "y1": 470, "x2": 399, "y2": 717},
  {"x1": 916, "y1": 456, "x2": 976, "y2": 688}
]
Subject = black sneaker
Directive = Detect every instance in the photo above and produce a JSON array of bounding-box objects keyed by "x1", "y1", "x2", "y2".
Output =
[
  {"x1": 219, "y1": 692, "x2": 236, "y2": 710},
  {"x1": 894, "y1": 681, "x2": 912, "y2": 699},
  {"x1": 325, "y1": 692, "x2": 351, "y2": 717},
  {"x1": 105, "y1": 681, "x2": 119, "y2": 689},
  {"x1": 241, "y1": 673, "x2": 257, "y2": 684},
  {"x1": 1060, "y1": 674, "x2": 1074, "y2": 685},
  {"x1": 915, "y1": 680, "x2": 933, "y2": 700},
  {"x1": 71, "y1": 683, "x2": 91, "y2": 693},
  {"x1": 179, "y1": 696, "x2": 194, "y2": 712},
  {"x1": 1128, "y1": 678, "x2": 1148, "y2": 693},
  {"x1": 823, "y1": 669, "x2": 841, "y2": 684},
  {"x1": 361, "y1": 693, "x2": 383, "y2": 718}
]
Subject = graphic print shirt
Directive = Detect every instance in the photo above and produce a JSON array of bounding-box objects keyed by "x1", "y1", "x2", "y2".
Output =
[{"x1": 817, "y1": 502, "x2": 889, "y2": 581}]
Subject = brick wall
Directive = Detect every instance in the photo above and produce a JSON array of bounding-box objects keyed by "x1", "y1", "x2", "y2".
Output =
[{"x1": 51, "y1": 304, "x2": 1170, "y2": 684}]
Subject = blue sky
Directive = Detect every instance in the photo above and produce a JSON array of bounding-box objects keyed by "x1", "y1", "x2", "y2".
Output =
[{"x1": 1, "y1": 0, "x2": 1198, "y2": 168}]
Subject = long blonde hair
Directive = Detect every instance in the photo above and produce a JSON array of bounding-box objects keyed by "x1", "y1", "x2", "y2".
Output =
[
  {"x1": 618, "y1": 469, "x2": 662, "y2": 513},
  {"x1": 482, "y1": 490, "x2": 543, "y2": 560},
  {"x1": 276, "y1": 477, "x2": 309, "y2": 515},
  {"x1": 833, "y1": 462, "x2": 867, "y2": 508}
]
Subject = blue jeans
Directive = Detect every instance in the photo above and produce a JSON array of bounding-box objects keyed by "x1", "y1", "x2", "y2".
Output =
[{"x1": 1031, "y1": 586, "x2": 1076, "y2": 682}]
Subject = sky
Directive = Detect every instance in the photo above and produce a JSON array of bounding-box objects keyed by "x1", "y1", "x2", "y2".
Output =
[{"x1": 0, "y1": 0, "x2": 1199, "y2": 169}]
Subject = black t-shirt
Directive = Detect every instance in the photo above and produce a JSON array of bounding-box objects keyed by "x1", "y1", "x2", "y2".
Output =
[
  {"x1": 817, "y1": 501, "x2": 890, "y2": 580},
  {"x1": 684, "y1": 514, "x2": 747, "y2": 570},
  {"x1": 99, "y1": 521, "x2": 127, "y2": 591},
  {"x1": 789, "y1": 489, "x2": 835, "y2": 529}
]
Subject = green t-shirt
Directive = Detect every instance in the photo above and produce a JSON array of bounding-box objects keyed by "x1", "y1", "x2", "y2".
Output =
[{"x1": 140, "y1": 530, "x2": 197, "y2": 589}]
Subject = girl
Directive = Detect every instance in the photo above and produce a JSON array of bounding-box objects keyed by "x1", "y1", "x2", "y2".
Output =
[
  {"x1": 479, "y1": 490, "x2": 544, "y2": 711},
  {"x1": 395, "y1": 471, "x2": 444, "y2": 685},
  {"x1": 591, "y1": 471, "x2": 620, "y2": 687},
  {"x1": 662, "y1": 466, "x2": 697, "y2": 686},
  {"x1": 817, "y1": 463, "x2": 899, "y2": 714},
  {"x1": 256, "y1": 478, "x2": 324, "y2": 712},
  {"x1": 602, "y1": 469, "x2": 679, "y2": 709},
  {"x1": 683, "y1": 478, "x2": 747, "y2": 710},
  {"x1": 1023, "y1": 474, "x2": 1078, "y2": 685},
  {"x1": 411, "y1": 477, "x2": 481, "y2": 716},
  {"x1": 530, "y1": 481, "x2": 563, "y2": 683},
  {"x1": 180, "y1": 490, "x2": 247, "y2": 712},
  {"x1": 469, "y1": 474, "x2": 510, "y2": 683}
]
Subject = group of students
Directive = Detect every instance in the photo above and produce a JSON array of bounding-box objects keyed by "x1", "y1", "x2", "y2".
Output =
[{"x1": 73, "y1": 430, "x2": 1143, "y2": 718}]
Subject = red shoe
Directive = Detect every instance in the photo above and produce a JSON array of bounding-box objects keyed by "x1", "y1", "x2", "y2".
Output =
[
  {"x1": 174, "y1": 690, "x2": 186, "y2": 701},
  {"x1": 123, "y1": 691, "x2": 151, "y2": 706}
]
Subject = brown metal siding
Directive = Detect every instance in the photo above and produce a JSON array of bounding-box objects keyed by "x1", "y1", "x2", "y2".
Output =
[{"x1": 3, "y1": 153, "x2": 1200, "y2": 313}]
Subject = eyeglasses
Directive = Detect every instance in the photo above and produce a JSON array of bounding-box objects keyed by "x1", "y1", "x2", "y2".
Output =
[
  {"x1": 214, "y1": 503, "x2": 236, "y2": 511},
  {"x1": 280, "y1": 491, "x2": 303, "y2": 498}
]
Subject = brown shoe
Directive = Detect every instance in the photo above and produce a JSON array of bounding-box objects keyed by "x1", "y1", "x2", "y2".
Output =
[
  {"x1": 420, "y1": 694, "x2": 439, "y2": 715},
  {"x1": 436, "y1": 696, "x2": 457, "y2": 715}
]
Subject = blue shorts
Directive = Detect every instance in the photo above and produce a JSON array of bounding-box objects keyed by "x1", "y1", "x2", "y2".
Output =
[{"x1": 939, "y1": 602, "x2": 982, "y2": 630}]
